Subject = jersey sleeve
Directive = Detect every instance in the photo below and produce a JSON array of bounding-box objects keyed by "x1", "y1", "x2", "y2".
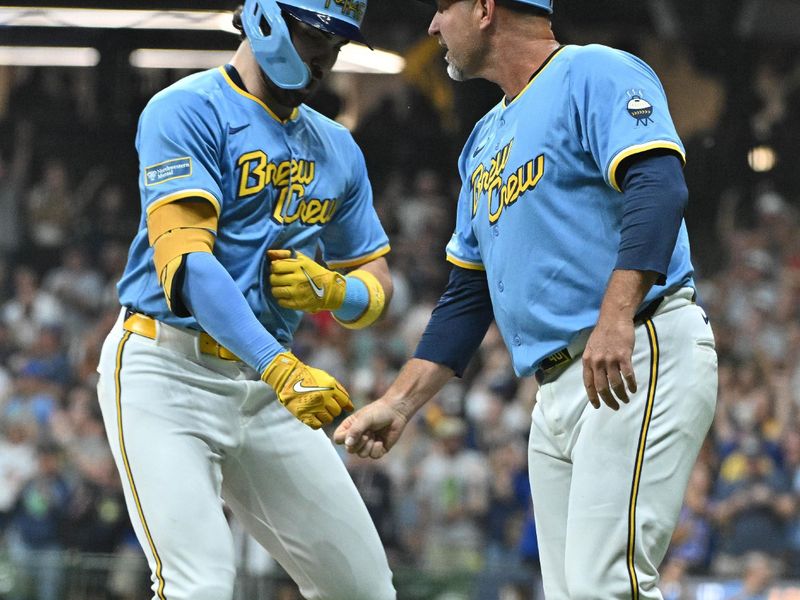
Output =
[
  {"x1": 136, "y1": 89, "x2": 224, "y2": 217},
  {"x1": 446, "y1": 146, "x2": 484, "y2": 271},
  {"x1": 320, "y1": 139, "x2": 390, "y2": 270},
  {"x1": 569, "y1": 45, "x2": 686, "y2": 192}
]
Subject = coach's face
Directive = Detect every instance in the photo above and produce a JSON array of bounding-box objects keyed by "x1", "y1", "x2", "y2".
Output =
[
  {"x1": 429, "y1": 0, "x2": 484, "y2": 81},
  {"x1": 264, "y1": 16, "x2": 348, "y2": 107}
]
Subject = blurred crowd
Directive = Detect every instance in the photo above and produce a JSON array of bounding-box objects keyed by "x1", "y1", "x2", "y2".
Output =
[{"x1": 1, "y1": 41, "x2": 800, "y2": 600}]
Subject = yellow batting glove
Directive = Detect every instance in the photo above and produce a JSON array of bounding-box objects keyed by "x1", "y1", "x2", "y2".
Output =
[
  {"x1": 268, "y1": 250, "x2": 346, "y2": 313},
  {"x1": 261, "y1": 352, "x2": 354, "y2": 429}
]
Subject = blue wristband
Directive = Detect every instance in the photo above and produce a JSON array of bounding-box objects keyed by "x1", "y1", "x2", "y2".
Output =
[{"x1": 333, "y1": 275, "x2": 369, "y2": 322}]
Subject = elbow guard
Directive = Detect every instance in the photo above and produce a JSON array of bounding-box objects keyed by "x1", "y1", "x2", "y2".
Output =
[{"x1": 147, "y1": 199, "x2": 218, "y2": 315}]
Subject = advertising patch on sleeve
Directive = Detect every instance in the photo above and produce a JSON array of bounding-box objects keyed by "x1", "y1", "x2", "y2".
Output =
[{"x1": 144, "y1": 157, "x2": 193, "y2": 186}]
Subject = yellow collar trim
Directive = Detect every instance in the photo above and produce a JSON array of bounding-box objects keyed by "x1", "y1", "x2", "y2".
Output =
[
  {"x1": 218, "y1": 66, "x2": 299, "y2": 124},
  {"x1": 502, "y1": 45, "x2": 567, "y2": 109}
]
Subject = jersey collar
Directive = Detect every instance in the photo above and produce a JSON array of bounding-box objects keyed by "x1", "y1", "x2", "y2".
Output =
[
  {"x1": 219, "y1": 65, "x2": 300, "y2": 124},
  {"x1": 502, "y1": 45, "x2": 566, "y2": 108}
]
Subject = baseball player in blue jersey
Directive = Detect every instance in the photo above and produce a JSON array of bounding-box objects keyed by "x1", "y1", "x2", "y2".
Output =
[
  {"x1": 336, "y1": 0, "x2": 717, "y2": 597},
  {"x1": 95, "y1": 1, "x2": 396, "y2": 598}
]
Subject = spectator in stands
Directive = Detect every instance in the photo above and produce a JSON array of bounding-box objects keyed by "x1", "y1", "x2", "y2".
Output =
[
  {"x1": 416, "y1": 417, "x2": 490, "y2": 573},
  {"x1": 710, "y1": 434, "x2": 796, "y2": 575},
  {"x1": 483, "y1": 439, "x2": 529, "y2": 569},
  {"x1": 83, "y1": 183, "x2": 138, "y2": 248},
  {"x1": 6, "y1": 441, "x2": 70, "y2": 600},
  {"x1": 97, "y1": 240, "x2": 130, "y2": 311},
  {"x1": 0, "y1": 414, "x2": 37, "y2": 531},
  {"x1": 379, "y1": 414, "x2": 431, "y2": 563},
  {"x1": 2, "y1": 361, "x2": 60, "y2": 432},
  {"x1": 61, "y1": 459, "x2": 128, "y2": 555},
  {"x1": 668, "y1": 463, "x2": 715, "y2": 573},
  {"x1": 346, "y1": 453, "x2": 399, "y2": 560},
  {"x1": 50, "y1": 385, "x2": 112, "y2": 484},
  {"x1": 659, "y1": 558, "x2": 688, "y2": 600},
  {"x1": 24, "y1": 160, "x2": 105, "y2": 270},
  {"x1": 782, "y1": 429, "x2": 800, "y2": 577},
  {"x1": 42, "y1": 246, "x2": 105, "y2": 341},
  {"x1": 721, "y1": 551, "x2": 778, "y2": 600},
  {"x1": 26, "y1": 326, "x2": 71, "y2": 388},
  {"x1": 1, "y1": 266, "x2": 63, "y2": 350}
]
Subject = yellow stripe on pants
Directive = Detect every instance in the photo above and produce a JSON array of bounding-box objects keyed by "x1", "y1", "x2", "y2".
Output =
[
  {"x1": 114, "y1": 331, "x2": 168, "y2": 600},
  {"x1": 626, "y1": 319, "x2": 660, "y2": 600}
]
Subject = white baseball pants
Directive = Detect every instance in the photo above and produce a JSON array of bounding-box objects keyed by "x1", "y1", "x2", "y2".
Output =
[
  {"x1": 529, "y1": 288, "x2": 717, "y2": 599},
  {"x1": 97, "y1": 309, "x2": 395, "y2": 600}
]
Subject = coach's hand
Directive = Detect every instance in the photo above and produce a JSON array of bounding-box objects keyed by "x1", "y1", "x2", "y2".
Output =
[
  {"x1": 268, "y1": 250, "x2": 346, "y2": 313},
  {"x1": 262, "y1": 352, "x2": 353, "y2": 429},
  {"x1": 582, "y1": 317, "x2": 637, "y2": 411},
  {"x1": 334, "y1": 399, "x2": 409, "y2": 459}
]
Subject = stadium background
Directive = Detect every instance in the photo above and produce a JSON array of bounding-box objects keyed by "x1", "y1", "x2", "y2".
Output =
[{"x1": 1, "y1": 1, "x2": 800, "y2": 598}]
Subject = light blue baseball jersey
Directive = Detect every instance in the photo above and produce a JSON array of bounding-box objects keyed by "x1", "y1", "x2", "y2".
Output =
[
  {"x1": 118, "y1": 66, "x2": 390, "y2": 345},
  {"x1": 446, "y1": 44, "x2": 694, "y2": 376}
]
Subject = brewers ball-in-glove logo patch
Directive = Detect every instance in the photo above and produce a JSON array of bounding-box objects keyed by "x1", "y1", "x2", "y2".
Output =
[{"x1": 626, "y1": 90, "x2": 654, "y2": 126}]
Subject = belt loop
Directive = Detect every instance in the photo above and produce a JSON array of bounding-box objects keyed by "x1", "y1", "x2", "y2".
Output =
[{"x1": 193, "y1": 334, "x2": 204, "y2": 362}]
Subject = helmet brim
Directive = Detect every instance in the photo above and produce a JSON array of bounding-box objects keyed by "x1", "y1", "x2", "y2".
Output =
[{"x1": 278, "y1": 3, "x2": 372, "y2": 48}]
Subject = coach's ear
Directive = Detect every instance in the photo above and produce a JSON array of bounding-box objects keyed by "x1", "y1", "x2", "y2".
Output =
[
  {"x1": 478, "y1": 0, "x2": 497, "y2": 29},
  {"x1": 147, "y1": 199, "x2": 218, "y2": 316}
]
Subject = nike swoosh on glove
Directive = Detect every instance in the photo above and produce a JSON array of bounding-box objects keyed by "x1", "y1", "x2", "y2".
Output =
[
  {"x1": 268, "y1": 250, "x2": 346, "y2": 313},
  {"x1": 261, "y1": 351, "x2": 353, "y2": 429}
]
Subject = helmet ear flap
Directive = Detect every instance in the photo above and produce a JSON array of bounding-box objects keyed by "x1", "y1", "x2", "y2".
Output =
[{"x1": 241, "y1": 0, "x2": 310, "y2": 90}]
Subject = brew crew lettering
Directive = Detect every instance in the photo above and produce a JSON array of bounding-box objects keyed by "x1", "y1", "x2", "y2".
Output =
[
  {"x1": 470, "y1": 139, "x2": 545, "y2": 223},
  {"x1": 272, "y1": 186, "x2": 337, "y2": 225},
  {"x1": 236, "y1": 150, "x2": 337, "y2": 225}
]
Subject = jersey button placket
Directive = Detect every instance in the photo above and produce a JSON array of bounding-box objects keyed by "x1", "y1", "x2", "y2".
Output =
[
  {"x1": 498, "y1": 281, "x2": 504, "y2": 292},
  {"x1": 513, "y1": 335, "x2": 521, "y2": 346}
]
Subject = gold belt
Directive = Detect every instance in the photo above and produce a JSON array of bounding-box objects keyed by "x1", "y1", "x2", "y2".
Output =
[{"x1": 122, "y1": 311, "x2": 240, "y2": 361}]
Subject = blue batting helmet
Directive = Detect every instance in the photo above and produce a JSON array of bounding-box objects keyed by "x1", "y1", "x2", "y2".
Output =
[{"x1": 241, "y1": 0, "x2": 369, "y2": 90}]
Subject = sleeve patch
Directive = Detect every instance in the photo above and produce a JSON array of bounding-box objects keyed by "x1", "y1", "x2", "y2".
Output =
[
  {"x1": 626, "y1": 90, "x2": 655, "y2": 126},
  {"x1": 145, "y1": 157, "x2": 193, "y2": 186}
]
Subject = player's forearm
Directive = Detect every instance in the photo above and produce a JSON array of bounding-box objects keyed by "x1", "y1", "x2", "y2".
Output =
[
  {"x1": 381, "y1": 358, "x2": 454, "y2": 419},
  {"x1": 182, "y1": 252, "x2": 284, "y2": 372},
  {"x1": 598, "y1": 269, "x2": 659, "y2": 324}
]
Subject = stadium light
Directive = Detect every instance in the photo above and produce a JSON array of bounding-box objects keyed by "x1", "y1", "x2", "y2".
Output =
[
  {"x1": 0, "y1": 6, "x2": 237, "y2": 33},
  {"x1": 130, "y1": 46, "x2": 405, "y2": 75},
  {"x1": 748, "y1": 145, "x2": 777, "y2": 173},
  {"x1": 0, "y1": 45, "x2": 99, "y2": 67}
]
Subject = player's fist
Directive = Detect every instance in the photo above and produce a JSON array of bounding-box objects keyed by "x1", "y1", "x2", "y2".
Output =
[
  {"x1": 261, "y1": 351, "x2": 353, "y2": 429},
  {"x1": 333, "y1": 399, "x2": 409, "y2": 459},
  {"x1": 268, "y1": 250, "x2": 346, "y2": 313}
]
